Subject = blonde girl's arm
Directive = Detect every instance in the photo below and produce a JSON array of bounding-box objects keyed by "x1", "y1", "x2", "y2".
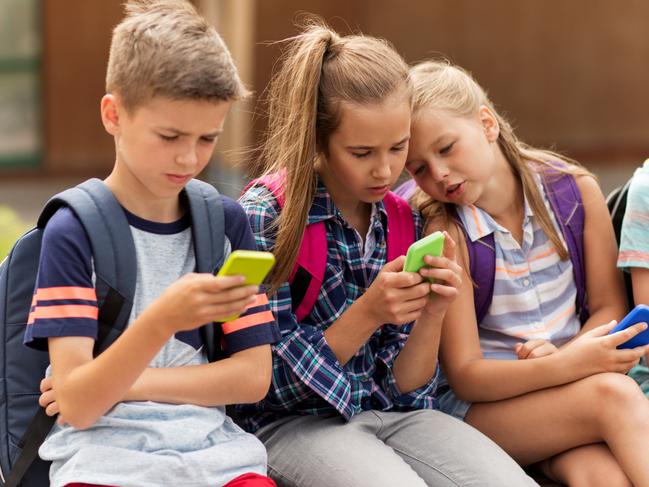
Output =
[
  {"x1": 439, "y1": 220, "x2": 642, "y2": 403},
  {"x1": 570, "y1": 175, "x2": 627, "y2": 334}
]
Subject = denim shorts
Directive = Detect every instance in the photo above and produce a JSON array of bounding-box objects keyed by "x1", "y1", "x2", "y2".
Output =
[{"x1": 437, "y1": 385, "x2": 472, "y2": 421}]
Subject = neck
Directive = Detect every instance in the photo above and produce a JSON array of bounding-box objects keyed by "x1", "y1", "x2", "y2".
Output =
[
  {"x1": 318, "y1": 170, "x2": 372, "y2": 234},
  {"x1": 475, "y1": 148, "x2": 524, "y2": 223},
  {"x1": 105, "y1": 162, "x2": 183, "y2": 223}
]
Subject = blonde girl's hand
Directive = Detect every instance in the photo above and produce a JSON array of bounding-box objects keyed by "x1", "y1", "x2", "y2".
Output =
[
  {"x1": 515, "y1": 340, "x2": 559, "y2": 360},
  {"x1": 419, "y1": 231, "x2": 463, "y2": 319},
  {"x1": 361, "y1": 255, "x2": 432, "y2": 326},
  {"x1": 148, "y1": 273, "x2": 259, "y2": 335},
  {"x1": 561, "y1": 320, "x2": 649, "y2": 375}
]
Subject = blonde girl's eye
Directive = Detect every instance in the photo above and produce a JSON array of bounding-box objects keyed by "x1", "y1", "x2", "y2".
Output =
[{"x1": 439, "y1": 142, "x2": 454, "y2": 155}]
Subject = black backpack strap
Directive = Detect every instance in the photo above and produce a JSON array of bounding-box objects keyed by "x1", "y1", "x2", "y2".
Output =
[
  {"x1": 184, "y1": 179, "x2": 225, "y2": 363},
  {"x1": 6, "y1": 179, "x2": 136, "y2": 487}
]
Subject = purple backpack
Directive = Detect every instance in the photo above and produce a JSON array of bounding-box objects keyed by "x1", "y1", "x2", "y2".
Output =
[
  {"x1": 394, "y1": 173, "x2": 588, "y2": 325},
  {"x1": 246, "y1": 172, "x2": 416, "y2": 322}
]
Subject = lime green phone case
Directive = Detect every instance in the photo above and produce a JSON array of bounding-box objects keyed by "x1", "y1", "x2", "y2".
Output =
[
  {"x1": 215, "y1": 250, "x2": 275, "y2": 321},
  {"x1": 403, "y1": 231, "x2": 445, "y2": 279}
]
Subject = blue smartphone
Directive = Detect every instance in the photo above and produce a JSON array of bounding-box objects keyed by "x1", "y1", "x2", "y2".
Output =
[{"x1": 608, "y1": 304, "x2": 649, "y2": 349}]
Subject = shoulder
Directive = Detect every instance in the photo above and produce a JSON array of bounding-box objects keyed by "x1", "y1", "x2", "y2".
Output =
[
  {"x1": 626, "y1": 162, "x2": 649, "y2": 206},
  {"x1": 42, "y1": 206, "x2": 92, "y2": 262},
  {"x1": 220, "y1": 195, "x2": 256, "y2": 251},
  {"x1": 238, "y1": 183, "x2": 282, "y2": 233}
]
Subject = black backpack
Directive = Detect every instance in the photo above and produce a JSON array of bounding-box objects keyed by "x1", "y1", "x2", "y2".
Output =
[
  {"x1": 0, "y1": 178, "x2": 226, "y2": 487},
  {"x1": 606, "y1": 178, "x2": 634, "y2": 309}
]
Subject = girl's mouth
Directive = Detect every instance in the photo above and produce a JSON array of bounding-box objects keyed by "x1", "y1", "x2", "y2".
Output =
[{"x1": 446, "y1": 181, "x2": 465, "y2": 199}]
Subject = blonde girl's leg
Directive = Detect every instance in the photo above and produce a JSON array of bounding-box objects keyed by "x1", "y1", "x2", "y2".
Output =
[
  {"x1": 465, "y1": 372, "x2": 649, "y2": 486},
  {"x1": 539, "y1": 443, "x2": 631, "y2": 487}
]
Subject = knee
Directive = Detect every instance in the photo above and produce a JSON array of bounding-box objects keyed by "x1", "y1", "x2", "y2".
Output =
[
  {"x1": 587, "y1": 373, "x2": 643, "y2": 408},
  {"x1": 570, "y1": 467, "x2": 632, "y2": 487}
]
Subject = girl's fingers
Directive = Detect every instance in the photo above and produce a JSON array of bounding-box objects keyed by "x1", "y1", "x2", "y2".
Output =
[
  {"x1": 442, "y1": 231, "x2": 457, "y2": 261},
  {"x1": 430, "y1": 283, "x2": 459, "y2": 298},
  {"x1": 422, "y1": 268, "x2": 462, "y2": 288},
  {"x1": 607, "y1": 322, "x2": 648, "y2": 347},
  {"x1": 585, "y1": 320, "x2": 618, "y2": 338}
]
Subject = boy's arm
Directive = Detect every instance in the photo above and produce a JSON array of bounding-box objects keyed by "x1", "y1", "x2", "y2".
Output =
[{"x1": 124, "y1": 344, "x2": 272, "y2": 405}]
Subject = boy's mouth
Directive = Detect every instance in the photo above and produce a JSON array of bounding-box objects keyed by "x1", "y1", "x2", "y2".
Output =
[{"x1": 166, "y1": 173, "x2": 192, "y2": 184}]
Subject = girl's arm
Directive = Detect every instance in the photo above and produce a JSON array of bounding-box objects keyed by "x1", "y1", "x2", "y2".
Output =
[
  {"x1": 573, "y1": 175, "x2": 627, "y2": 333},
  {"x1": 440, "y1": 219, "x2": 643, "y2": 403}
]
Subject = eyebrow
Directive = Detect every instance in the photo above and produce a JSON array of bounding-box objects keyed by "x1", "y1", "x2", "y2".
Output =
[
  {"x1": 157, "y1": 127, "x2": 223, "y2": 137},
  {"x1": 346, "y1": 135, "x2": 410, "y2": 151}
]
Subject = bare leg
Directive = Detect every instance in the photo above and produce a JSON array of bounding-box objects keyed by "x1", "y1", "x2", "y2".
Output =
[
  {"x1": 465, "y1": 373, "x2": 649, "y2": 486},
  {"x1": 539, "y1": 443, "x2": 631, "y2": 487}
]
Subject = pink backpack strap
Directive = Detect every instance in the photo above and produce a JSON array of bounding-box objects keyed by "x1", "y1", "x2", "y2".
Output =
[
  {"x1": 383, "y1": 191, "x2": 416, "y2": 261},
  {"x1": 243, "y1": 171, "x2": 327, "y2": 323}
]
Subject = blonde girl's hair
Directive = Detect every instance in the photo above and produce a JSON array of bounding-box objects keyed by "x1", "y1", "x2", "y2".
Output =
[
  {"x1": 410, "y1": 60, "x2": 593, "y2": 261},
  {"x1": 256, "y1": 17, "x2": 411, "y2": 293}
]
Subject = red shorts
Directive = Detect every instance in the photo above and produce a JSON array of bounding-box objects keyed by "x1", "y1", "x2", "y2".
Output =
[{"x1": 66, "y1": 472, "x2": 277, "y2": 487}]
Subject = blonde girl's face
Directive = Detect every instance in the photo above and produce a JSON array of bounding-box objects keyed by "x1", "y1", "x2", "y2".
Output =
[
  {"x1": 405, "y1": 106, "x2": 500, "y2": 206},
  {"x1": 320, "y1": 89, "x2": 411, "y2": 206}
]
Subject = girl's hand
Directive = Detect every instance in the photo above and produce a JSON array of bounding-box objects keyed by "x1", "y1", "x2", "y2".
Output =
[
  {"x1": 515, "y1": 339, "x2": 559, "y2": 359},
  {"x1": 147, "y1": 273, "x2": 259, "y2": 335},
  {"x1": 361, "y1": 256, "x2": 432, "y2": 326},
  {"x1": 418, "y1": 232, "x2": 462, "y2": 319},
  {"x1": 560, "y1": 320, "x2": 649, "y2": 375},
  {"x1": 39, "y1": 376, "x2": 66, "y2": 425}
]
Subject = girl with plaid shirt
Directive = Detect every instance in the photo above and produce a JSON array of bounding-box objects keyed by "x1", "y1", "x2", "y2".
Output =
[{"x1": 236, "y1": 18, "x2": 536, "y2": 487}]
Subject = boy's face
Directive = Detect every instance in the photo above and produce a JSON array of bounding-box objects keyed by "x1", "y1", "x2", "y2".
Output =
[{"x1": 103, "y1": 95, "x2": 231, "y2": 201}]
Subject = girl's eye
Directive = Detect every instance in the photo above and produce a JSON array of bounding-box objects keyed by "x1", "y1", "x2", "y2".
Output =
[
  {"x1": 439, "y1": 142, "x2": 454, "y2": 155},
  {"x1": 352, "y1": 151, "x2": 371, "y2": 159},
  {"x1": 159, "y1": 134, "x2": 178, "y2": 142},
  {"x1": 413, "y1": 165, "x2": 426, "y2": 176},
  {"x1": 391, "y1": 144, "x2": 407, "y2": 152}
]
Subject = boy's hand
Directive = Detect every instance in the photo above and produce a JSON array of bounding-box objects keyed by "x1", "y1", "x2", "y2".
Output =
[
  {"x1": 361, "y1": 255, "x2": 431, "y2": 326},
  {"x1": 150, "y1": 273, "x2": 259, "y2": 335},
  {"x1": 418, "y1": 232, "x2": 462, "y2": 320},
  {"x1": 515, "y1": 340, "x2": 559, "y2": 359},
  {"x1": 39, "y1": 377, "x2": 66, "y2": 425},
  {"x1": 560, "y1": 320, "x2": 649, "y2": 375}
]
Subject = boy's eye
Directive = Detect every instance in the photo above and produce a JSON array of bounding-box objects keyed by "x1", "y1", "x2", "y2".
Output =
[
  {"x1": 352, "y1": 151, "x2": 371, "y2": 159},
  {"x1": 200, "y1": 136, "x2": 217, "y2": 143},
  {"x1": 439, "y1": 142, "x2": 454, "y2": 155},
  {"x1": 159, "y1": 134, "x2": 178, "y2": 141}
]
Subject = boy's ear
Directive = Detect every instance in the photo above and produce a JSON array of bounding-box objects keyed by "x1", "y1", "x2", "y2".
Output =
[
  {"x1": 478, "y1": 105, "x2": 499, "y2": 142},
  {"x1": 100, "y1": 94, "x2": 121, "y2": 135}
]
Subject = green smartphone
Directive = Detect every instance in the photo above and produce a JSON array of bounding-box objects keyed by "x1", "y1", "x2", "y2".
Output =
[
  {"x1": 403, "y1": 231, "x2": 445, "y2": 281},
  {"x1": 215, "y1": 250, "x2": 276, "y2": 321}
]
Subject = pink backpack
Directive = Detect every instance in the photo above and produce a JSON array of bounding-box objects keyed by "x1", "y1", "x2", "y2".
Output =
[{"x1": 245, "y1": 173, "x2": 416, "y2": 321}]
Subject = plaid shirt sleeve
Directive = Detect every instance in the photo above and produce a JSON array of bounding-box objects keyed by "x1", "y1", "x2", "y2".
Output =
[
  {"x1": 375, "y1": 323, "x2": 439, "y2": 411},
  {"x1": 240, "y1": 187, "x2": 359, "y2": 419},
  {"x1": 373, "y1": 209, "x2": 438, "y2": 410}
]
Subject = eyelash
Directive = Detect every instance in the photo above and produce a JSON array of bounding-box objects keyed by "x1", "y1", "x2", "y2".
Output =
[
  {"x1": 159, "y1": 135, "x2": 216, "y2": 143},
  {"x1": 440, "y1": 142, "x2": 454, "y2": 155},
  {"x1": 352, "y1": 145, "x2": 406, "y2": 158}
]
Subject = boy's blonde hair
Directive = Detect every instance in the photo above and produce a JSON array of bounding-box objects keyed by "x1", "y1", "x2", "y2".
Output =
[
  {"x1": 106, "y1": 0, "x2": 248, "y2": 113},
  {"x1": 410, "y1": 60, "x2": 592, "y2": 261},
  {"x1": 255, "y1": 17, "x2": 411, "y2": 293}
]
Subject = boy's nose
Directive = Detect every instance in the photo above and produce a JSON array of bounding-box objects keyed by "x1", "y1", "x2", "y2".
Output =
[{"x1": 176, "y1": 148, "x2": 198, "y2": 167}]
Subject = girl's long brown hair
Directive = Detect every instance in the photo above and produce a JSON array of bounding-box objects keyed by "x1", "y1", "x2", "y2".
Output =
[
  {"x1": 411, "y1": 60, "x2": 592, "y2": 260},
  {"x1": 254, "y1": 17, "x2": 410, "y2": 293}
]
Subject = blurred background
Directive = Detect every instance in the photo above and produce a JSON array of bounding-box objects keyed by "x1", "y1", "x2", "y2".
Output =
[{"x1": 2, "y1": 0, "x2": 649, "y2": 256}]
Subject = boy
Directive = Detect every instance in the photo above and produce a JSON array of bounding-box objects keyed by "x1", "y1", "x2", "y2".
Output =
[{"x1": 25, "y1": 1, "x2": 278, "y2": 486}]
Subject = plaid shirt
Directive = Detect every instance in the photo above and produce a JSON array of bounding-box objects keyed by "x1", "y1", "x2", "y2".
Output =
[{"x1": 236, "y1": 178, "x2": 439, "y2": 433}]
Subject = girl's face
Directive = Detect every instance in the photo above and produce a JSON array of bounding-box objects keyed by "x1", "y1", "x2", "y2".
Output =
[
  {"x1": 319, "y1": 89, "x2": 411, "y2": 208},
  {"x1": 405, "y1": 106, "x2": 500, "y2": 207}
]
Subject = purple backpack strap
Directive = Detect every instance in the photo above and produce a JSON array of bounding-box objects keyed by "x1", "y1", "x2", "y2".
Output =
[
  {"x1": 383, "y1": 191, "x2": 416, "y2": 261},
  {"x1": 451, "y1": 206, "x2": 496, "y2": 325},
  {"x1": 243, "y1": 172, "x2": 327, "y2": 323},
  {"x1": 542, "y1": 172, "x2": 589, "y2": 324},
  {"x1": 393, "y1": 179, "x2": 417, "y2": 200}
]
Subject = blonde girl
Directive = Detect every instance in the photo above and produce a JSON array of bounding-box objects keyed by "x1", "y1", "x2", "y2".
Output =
[{"x1": 405, "y1": 59, "x2": 649, "y2": 487}]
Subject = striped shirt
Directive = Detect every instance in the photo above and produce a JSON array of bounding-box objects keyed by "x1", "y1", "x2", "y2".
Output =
[
  {"x1": 237, "y1": 177, "x2": 438, "y2": 433},
  {"x1": 457, "y1": 177, "x2": 581, "y2": 359},
  {"x1": 618, "y1": 159, "x2": 649, "y2": 270}
]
